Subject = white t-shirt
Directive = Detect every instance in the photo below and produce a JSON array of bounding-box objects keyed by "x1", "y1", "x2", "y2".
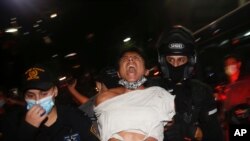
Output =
[{"x1": 94, "y1": 86, "x2": 175, "y2": 141}]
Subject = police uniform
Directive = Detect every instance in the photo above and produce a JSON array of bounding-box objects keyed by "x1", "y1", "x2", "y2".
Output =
[
  {"x1": 156, "y1": 25, "x2": 223, "y2": 141},
  {"x1": 159, "y1": 78, "x2": 223, "y2": 141},
  {"x1": 18, "y1": 104, "x2": 98, "y2": 141}
]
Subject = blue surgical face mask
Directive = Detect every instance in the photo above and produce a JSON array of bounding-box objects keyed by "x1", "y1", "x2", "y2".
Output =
[{"x1": 26, "y1": 95, "x2": 55, "y2": 115}]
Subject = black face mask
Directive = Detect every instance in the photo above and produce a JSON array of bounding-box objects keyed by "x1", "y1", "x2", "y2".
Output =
[{"x1": 168, "y1": 63, "x2": 187, "y2": 83}]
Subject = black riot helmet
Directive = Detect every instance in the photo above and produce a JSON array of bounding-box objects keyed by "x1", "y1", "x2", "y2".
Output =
[{"x1": 157, "y1": 25, "x2": 197, "y2": 81}]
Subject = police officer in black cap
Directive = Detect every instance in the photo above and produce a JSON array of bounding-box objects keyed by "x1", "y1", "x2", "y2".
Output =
[
  {"x1": 18, "y1": 64, "x2": 99, "y2": 141},
  {"x1": 157, "y1": 25, "x2": 223, "y2": 141}
]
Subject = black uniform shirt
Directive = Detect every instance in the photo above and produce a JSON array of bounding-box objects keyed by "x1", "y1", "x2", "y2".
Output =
[{"x1": 18, "y1": 104, "x2": 98, "y2": 141}]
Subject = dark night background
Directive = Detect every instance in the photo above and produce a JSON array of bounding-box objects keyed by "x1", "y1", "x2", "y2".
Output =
[{"x1": 0, "y1": 0, "x2": 249, "y2": 89}]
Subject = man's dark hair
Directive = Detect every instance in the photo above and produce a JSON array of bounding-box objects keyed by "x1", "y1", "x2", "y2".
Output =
[
  {"x1": 116, "y1": 47, "x2": 149, "y2": 69},
  {"x1": 94, "y1": 66, "x2": 120, "y2": 89},
  {"x1": 224, "y1": 53, "x2": 242, "y2": 63}
]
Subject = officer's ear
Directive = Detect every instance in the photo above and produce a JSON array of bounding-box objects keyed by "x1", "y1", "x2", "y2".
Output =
[
  {"x1": 52, "y1": 86, "x2": 58, "y2": 97},
  {"x1": 96, "y1": 81, "x2": 102, "y2": 92}
]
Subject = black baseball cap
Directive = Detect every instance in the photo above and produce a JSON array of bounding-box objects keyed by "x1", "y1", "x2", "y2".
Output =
[{"x1": 22, "y1": 64, "x2": 55, "y2": 91}]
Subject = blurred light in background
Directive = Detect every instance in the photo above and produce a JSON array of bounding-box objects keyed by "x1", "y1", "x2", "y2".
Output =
[
  {"x1": 244, "y1": 31, "x2": 250, "y2": 37},
  {"x1": 64, "y1": 52, "x2": 77, "y2": 58},
  {"x1": 123, "y1": 37, "x2": 131, "y2": 42},
  {"x1": 50, "y1": 13, "x2": 57, "y2": 18},
  {"x1": 5, "y1": 28, "x2": 18, "y2": 33},
  {"x1": 52, "y1": 54, "x2": 59, "y2": 58},
  {"x1": 59, "y1": 76, "x2": 66, "y2": 81},
  {"x1": 72, "y1": 64, "x2": 81, "y2": 69}
]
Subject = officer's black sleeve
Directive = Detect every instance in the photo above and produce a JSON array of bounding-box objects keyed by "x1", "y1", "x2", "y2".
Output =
[
  {"x1": 69, "y1": 107, "x2": 99, "y2": 141},
  {"x1": 197, "y1": 81, "x2": 224, "y2": 141},
  {"x1": 18, "y1": 120, "x2": 39, "y2": 141}
]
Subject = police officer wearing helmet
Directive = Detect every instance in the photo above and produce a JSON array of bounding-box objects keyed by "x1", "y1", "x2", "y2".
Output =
[{"x1": 157, "y1": 25, "x2": 223, "y2": 141}]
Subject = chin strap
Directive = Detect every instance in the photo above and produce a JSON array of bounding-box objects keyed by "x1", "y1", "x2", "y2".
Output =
[{"x1": 118, "y1": 76, "x2": 147, "y2": 90}]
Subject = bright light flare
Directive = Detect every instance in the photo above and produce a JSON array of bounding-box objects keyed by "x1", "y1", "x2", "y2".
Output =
[
  {"x1": 244, "y1": 31, "x2": 250, "y2": 37},
  {"x1": 50, "y1": 13, "x2": 57, "y2": 18},
  {"x1": 123, "y1": 37, "x2": 131, "y2": 42},
  {"x1": 5, "y1": 28, "x2": 18, "y2": 33},
  {"x1": 59, "y1": 76, "x2": 66, "y2": 81}
]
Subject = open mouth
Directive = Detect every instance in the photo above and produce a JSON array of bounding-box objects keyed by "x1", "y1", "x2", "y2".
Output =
[{"x1": 127, "y1": 65, "x2": 136, "y2": 73}]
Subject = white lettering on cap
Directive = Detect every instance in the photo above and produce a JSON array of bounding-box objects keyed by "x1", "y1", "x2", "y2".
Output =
[{"x1": 169, "y1": 43, "x2": 185, "y2": 49}]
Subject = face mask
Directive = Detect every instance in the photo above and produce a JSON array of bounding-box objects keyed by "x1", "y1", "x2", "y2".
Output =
[
  {"x1": 168, "y1": 64, "x2": 187, "y2": 83},
  {"x1": 26, "y1": 95, "x2": 55, "y2": 115},
  {"x1": 225, "y1": 64, "x2": 238, "y2": 76},
  {"x1": 0, "y1": 99, "x2": 5, "y2": 108},
  {"x1": 118, "y1": 76, "x2": 147, "y2": 90}
]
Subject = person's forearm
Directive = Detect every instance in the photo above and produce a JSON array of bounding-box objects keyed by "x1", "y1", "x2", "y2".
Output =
[{"x1": 68, "y1": 88, "x2": 89, "y2": 104}]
